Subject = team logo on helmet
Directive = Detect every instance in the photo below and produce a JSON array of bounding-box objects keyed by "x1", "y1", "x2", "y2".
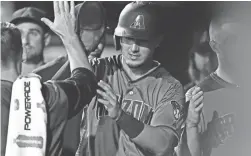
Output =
[{"x1": 130, "y1": 15, "x2": 145, "y2": 30}]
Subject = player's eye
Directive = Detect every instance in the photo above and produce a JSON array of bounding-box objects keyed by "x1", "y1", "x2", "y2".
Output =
[
  {"x1": 28, "y1": 30, "x2": 40, "y2": 37},
  {"x1": 121, "y1": 37, "x2": 136, "y2": 45}
]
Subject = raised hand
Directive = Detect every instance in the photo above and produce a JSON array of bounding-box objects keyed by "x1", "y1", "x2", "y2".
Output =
[
  {"x1": 96, "y1": 80, "x2": 123, "y2": 119},
  {"x1": 186, "y1": 86, "x2": 204, "y2": 128},
  {"x1": 41, "y1": 1, "x2": 76, "y2": 40}
]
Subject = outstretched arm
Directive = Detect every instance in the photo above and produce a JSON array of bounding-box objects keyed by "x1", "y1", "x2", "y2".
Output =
[{"x1": 41, "y1": 1, "x2": 97, "y2": 119}]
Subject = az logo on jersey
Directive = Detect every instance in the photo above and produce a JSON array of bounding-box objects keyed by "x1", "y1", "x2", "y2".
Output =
[{"x1": 130, "y1": 15, "x2": 145, "y2": 30}]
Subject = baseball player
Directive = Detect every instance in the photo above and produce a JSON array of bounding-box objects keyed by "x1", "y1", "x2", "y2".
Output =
[
  {"x1": 50, "y1": 2, "x2": 185, "y2": 156},
  {"x1": 1, "y1": 2, "x2": 97, "y2": 155},
  {"x1": 178, "y1": 3, "x2": 251, "y2": 156},
  {"x1": 10, "y1": 7, "x2": 51, "y2": 75}
]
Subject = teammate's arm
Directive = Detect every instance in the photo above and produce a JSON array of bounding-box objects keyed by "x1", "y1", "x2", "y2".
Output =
[
  {"x1": 41, "y1": 1, "x2": 97, "y2": 119},
  {"x1": 97, "y1": 80, "x2": 185, "y2": 155},
  {"x1": 185, "y1": 87, "x2": 204, "y2": 156},
  {"x1": 43, "y1": 68, "x2": 97, "y2": 119}
]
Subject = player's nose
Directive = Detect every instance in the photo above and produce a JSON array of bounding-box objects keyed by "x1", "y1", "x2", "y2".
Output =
[
  {"x1": 21, "y1": 33, "x2": 30, "y2": 46},
  {"x1": 131, "y1": 43, "x2": 139, "y2": 53}
]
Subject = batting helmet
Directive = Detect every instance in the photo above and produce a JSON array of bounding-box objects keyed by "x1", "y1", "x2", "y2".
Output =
[
  {"x1": 114, "y1": 2, "x2": 163, "y2": 50},
  {"x1": 75, "y1": 1, "x2": 106, "y2": 53}
]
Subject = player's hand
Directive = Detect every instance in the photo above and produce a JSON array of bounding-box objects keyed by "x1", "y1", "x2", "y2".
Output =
[
  {"x1": 41, "y1": 1, "x2": 76, "y2": 41},
  {"x1": 96, "y1": 80, "x2": 122, "y2": 119},
  {"x1": 185, "y1": 86, "x2": 196, "y2": 102},
  {"x1": 186, "y1": 86, "x2": 204, "y2": 128}
]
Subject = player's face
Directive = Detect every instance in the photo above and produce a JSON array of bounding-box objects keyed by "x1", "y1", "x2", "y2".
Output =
[
  {"x1": 218, "y1": 23, "x2": 249, "y2": 72},
  {"x1": 88, "y1": 38, "x2": 105, "y2": 59},
  {"x1": 17, "y1": 22, "x2": 45, "y2": 63},
  {"x1": 120, "y1": 37, "x2": 156, "y2": 68}
]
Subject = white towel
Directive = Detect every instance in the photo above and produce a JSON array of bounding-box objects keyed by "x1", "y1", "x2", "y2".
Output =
[{"x1": 5, "y1": 73, "x2": 47, "y2": 156}]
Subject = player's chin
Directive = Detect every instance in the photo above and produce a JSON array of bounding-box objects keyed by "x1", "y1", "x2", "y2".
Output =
[{"x1": 126, "y1": 60, "x2": 144, "y2": 68}]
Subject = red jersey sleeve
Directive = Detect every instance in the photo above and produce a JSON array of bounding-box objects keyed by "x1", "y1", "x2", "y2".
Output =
[{"x1": 151, "y1": 81, "x2": 185, "y2": 140}]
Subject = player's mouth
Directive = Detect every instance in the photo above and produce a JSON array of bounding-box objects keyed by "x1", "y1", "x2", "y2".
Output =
[
  {"x1": 129, "y1": 54, "x2": 140, "y2": 60},
  {"x1": 23, "y1": 46, "x2": 33, "y2": 52}
]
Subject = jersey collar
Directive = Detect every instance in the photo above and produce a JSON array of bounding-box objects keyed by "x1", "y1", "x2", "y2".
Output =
[{"x1": 119, "y1": 54, "x2": 161, "y2": 83}]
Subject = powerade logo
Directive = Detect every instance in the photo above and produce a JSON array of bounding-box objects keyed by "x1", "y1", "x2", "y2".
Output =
[
  {"x1": 14, "y1": 135, "x2": 43, "y2": 148},
  {"x1": 24, "y1": 81, "x2": 31, "y2": 130}
]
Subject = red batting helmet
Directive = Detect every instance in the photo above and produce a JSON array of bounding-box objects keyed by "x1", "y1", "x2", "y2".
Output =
[{"x1": 114, "y1": 2, "x2": 163, "y2": 50}]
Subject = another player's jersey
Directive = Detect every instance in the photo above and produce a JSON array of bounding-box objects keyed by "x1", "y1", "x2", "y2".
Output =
[
  {"x1": 76, "y1": 55, "x2": 185, "y2": 156},
  {"x1": 33, "y1": 55, "x2": 68, "y2": 82},
  {"x1": 196, "y1": 73, "x2": 250, "y2": 156}
]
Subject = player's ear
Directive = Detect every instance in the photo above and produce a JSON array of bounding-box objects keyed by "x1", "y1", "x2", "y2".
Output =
[
  {"x1": 209, "y1": 40, "x2": 220, "y2": 55},
  {"x1": 44, "y1": 32, "x2": 51, "y2": 47}
]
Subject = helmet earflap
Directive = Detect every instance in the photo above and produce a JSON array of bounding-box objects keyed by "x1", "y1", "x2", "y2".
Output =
[{"x1": 114, "y1": 35, "x2": 121, "y2": 51}]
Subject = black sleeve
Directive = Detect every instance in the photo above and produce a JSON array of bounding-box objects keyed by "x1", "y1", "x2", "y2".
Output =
[{"x1": 43, "y1": 68, "x2": 97, "y2": 119}]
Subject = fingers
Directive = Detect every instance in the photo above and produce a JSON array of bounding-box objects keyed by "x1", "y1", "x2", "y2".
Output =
[
  {"x1": 54, "y1": 1, "x2": 72, "y2": 15},
  {"x1": 186, "y1": 86, "x2": 196, "y2": 96},
  {"x1": 97, "y1": 89, "x2": 109, "y2": 100},
  {"x1": 190, "y1": 96, "x2": 203, "y2": 112},
  {"x1": 185, "y1": 86, "x2": 200, "y2": 102},
  {"x1": 97, "y1": 98, "x2": 110, "y2": 108},
  {"x1": 64, "y1": 1, "x2": 69, "y2": 13},
  {"x1": 98, "y1": 80, "x2": 117, "y2": 100},
  {"x1": 54, "y1": 1, "x2": 60, "y2": 15},
  {"x1": 192, "y1": 86, "x2": 201, "y2": 95},
  {"x1": 195, "y1": 102, "x2": 204, "y2": 112},
  {"x1": 59, "y1": 1, "x2": 65, "y2": 14},
  {"x1": 191, "y1": 91, "x2": 203, "y2": 103},
  {"x1": 97, "y1": 88, "x2": 116, "y2": 105},
  {"x1": 41, "y1": 18, "x2": 54, "y2": 30},
  {"x1": 70, "y1": 1, "x2": 75, "y2": 17}
]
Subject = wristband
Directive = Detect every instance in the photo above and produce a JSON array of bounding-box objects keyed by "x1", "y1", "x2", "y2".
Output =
[{"x1": 116, "y1": 111, "x2": 144, "y2": 138}]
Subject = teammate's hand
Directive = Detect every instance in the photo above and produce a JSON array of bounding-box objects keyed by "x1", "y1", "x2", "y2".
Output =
[
  {"x1": 41, "y1": 1, "x2": 76, "y2": 41},
  {"x1": 96, "y1": 80, "x2": 122, "y2": 119},
  {"x1": 186, "y1": 86, "x2": 204, "y2": 128}
]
